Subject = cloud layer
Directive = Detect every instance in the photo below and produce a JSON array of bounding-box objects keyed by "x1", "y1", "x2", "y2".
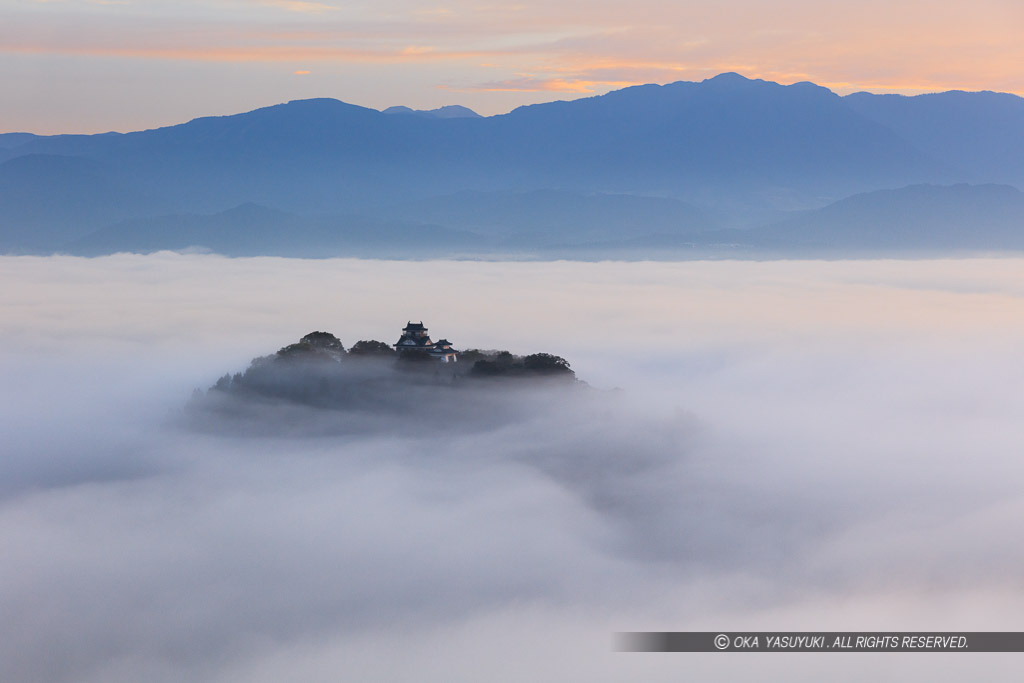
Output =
[{"x1": 2, "y1": 254, "x2": 1024, "y2": 681}]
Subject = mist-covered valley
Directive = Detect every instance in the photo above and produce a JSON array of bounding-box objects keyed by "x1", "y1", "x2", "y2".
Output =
[{"x1": 2, "y1": 254, "x2": 1024, "y2": 682}]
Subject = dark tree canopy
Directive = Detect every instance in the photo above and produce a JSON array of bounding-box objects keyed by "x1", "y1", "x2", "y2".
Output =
[
  {"x1": 299, "y1": 331, "x2": 345, "y2": 352},
  {"x1": 523, "y1": 353, "x2": 573, "y2": 375},
  {"x1": 276, "y1": 331, "x2": 346, "y2": 362},
  {"x1": 349, "y1": 340, "x2": 396, "y2": 357},
  {"x1": 276, "y1": 343, "x2": 312, "y2": 358},
  {"x1": 468, "y1": 350, "x2": 575, "y2": 380},
  {"x1": 456, "y1": 349, "x2": 488, "y2": 364},
  {"x1": 204, "y1": 333, "x2": 580, "y2": 409},
  {"x1": 469, "y1": 360, "x2": 506, "y2": 377},
  {"x1": 192, "y1": 330, "x2": 590, "y2": 440}
]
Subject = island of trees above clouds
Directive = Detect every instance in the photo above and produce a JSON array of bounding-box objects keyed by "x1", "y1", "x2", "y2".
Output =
[{"x1": 188, "y1": 321, "x2": 584, "y2": 434}]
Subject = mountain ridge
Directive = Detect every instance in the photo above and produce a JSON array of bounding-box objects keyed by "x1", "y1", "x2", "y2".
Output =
[{"x1": 2, "y1": 73, "x2": 1023, "y2": 255}]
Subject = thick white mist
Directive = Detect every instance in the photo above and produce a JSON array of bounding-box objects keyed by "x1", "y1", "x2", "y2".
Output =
[{"x1": 2, "y1": 254, "x2": 1024, "y2": 682}]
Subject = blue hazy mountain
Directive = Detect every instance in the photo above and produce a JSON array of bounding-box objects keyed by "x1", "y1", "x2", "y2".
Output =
[
  {"x1": 67, "y1": 184, "x2": 1024, "y2": 258},
  {"x1": 67, "y1": 190, "x2": 714, "y2": 256},
  {"x1": 547, "y1": 184, "x2": 1024, "y2": 259},
  {"x1": 2, "y1": 73, "x2": 1023, "y2": 255},
  {"x1": 69, "y1": 202, "x2": 488, "y2": 257},
  {"x1": 374, "y1": 189, "x2": 719, "y2": 244},
  {"x1": 0, "y1": 153, "x2": 160, "y2": 251},
  {"x1": 0, "y1": 133, "x2": 38, "y2": 150},
  {"x1": 484, "y1": 73, "x2": 948, "y2": 195},
  {"x1": 382, "y1": 105, "x2": 481, "y2": 119},
  {"x1": 844, "y1": 90, "x2": 1024, "y2": 186},
  {"x1": 750, "y1": 183, "x2": 1024, "y2": 252},
  {"x1": 0, "y1": 74, "x2": 956, "y2": 208},
  {"x1": 0, "y1": 97, "x2": 504, "y2": 217}
]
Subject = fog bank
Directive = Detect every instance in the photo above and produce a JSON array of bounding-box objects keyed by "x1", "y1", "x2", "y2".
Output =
[{"x1": 2, "y1": 254, "x2": 1024, "y2": 682}]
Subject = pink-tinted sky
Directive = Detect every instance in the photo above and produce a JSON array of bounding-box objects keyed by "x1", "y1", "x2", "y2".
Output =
[{"x1": 1, "y1": 0, "x2": 1021, "y2": 133}]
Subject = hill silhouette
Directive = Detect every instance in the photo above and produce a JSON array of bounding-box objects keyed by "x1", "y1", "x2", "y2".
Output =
[
  {"x1": 752, "y1": 183, "x2": 1024, "y2": 252},
  {"x1": 188, "y1": 331, "x2": 582, "y2": 435},
  {"x1": 2, "y1": 73, "x2": 1023, "y2": 255},
  {"x1": 845, "y1": 90, "x2": 1024, "y2": 186},
  {"x1": 382, "y1": 105, "x2": 481, "y2": 119}
]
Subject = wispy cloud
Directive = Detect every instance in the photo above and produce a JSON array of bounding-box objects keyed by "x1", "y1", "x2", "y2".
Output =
[
  {"x1": 0, "y1": 38, "x2": 503, "y2": 64},
  {"x1": 400, "y1": 45, "x2": 435, "y2": 55},
  {"x1": 440, "y1": 75, "x2": 639, "y2": 93},
  {"x1": 260, "y1": 0, "x2": 338, "y2": 14}
]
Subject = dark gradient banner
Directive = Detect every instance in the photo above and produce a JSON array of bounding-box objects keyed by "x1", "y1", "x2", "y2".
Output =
[{"x1": 618, "y1": 632, "x2": 1024, "y2": 653}]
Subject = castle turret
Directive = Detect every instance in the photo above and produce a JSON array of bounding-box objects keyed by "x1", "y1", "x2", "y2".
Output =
[
  {"x1": 430, "y1": 338, "x2": 458, "y2": 363},
  {"x1": 394, "y1": 322, "x2": 458, "y2": 362},
  {"x1": 395, "y1": 321, "x2": 433, "y2": 352}
]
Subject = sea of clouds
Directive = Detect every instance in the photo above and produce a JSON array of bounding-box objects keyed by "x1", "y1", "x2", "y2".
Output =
[{"x1": 2, "y1": 254, "x2": 1024, "y2": 682}]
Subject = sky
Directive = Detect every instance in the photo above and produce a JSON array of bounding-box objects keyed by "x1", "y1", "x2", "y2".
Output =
[
  {"x1": 3, "y1": 254, "x2": 1024, "y2": 681},
  {"x1": 1, "y1": 0, "x2": 1022, "y2": 133}
]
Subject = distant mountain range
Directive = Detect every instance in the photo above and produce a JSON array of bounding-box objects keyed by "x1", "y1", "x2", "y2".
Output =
[
  {"x1": 0, "y1": 133, "x2": 38, "y2": 150},
  {"x1": 381, "y1": 105, "x2": 482, "y2": 119},
  {"x1": 754, "y1": 183, "x2": 1024, "y2": 252},
  {"x1": 374, "y1": 189, "x2": 719, "y2": 244},
  {"x1": 567, "y1": 183, "x2": 1024, "y2": 259},
  {"x1": 70, "y1": 203, "x2": 487, "y2": 258},
  {"x1": 1, "y1": 73, "x2": 1022, "y2": 257}
]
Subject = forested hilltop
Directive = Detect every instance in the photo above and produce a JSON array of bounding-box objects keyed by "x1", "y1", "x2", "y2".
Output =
[{"x1": 187, "y1": 331, "x2": 584, "y2": 435}]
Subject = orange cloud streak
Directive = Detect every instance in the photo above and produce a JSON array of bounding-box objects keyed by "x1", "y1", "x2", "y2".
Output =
[
  {"x1": 3, "y1": 0, "x2": 1023, "y2": 99},
  {"x1": 440, "y1": 76, "x2": 641, "y2": 93}
]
